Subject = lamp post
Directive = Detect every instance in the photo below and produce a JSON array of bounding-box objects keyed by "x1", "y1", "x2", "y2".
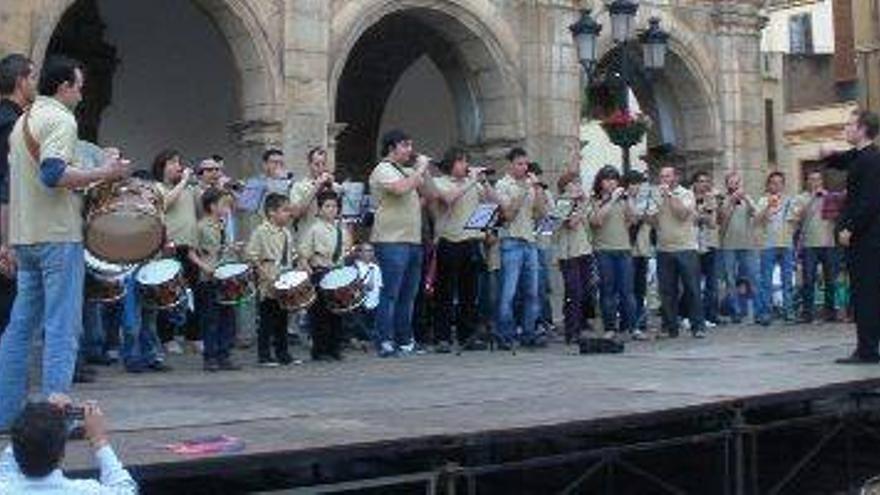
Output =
[{"x1": 569, "y1": 4, "x2": 669, "y2": 174}]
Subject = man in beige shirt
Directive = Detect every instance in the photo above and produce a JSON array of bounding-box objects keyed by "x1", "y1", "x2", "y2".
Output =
[
  {"x1": 718, "y1": 171, "x2": 763, "y2": 324},
  {"x1": 368, "y1": 129, "x2": 430, "y2": 357},
  {"x1": 652, "y1": 165, "x2": 705, "y2": 338},
  {"x1": 692, "y1": 170, "x2": 721, "y2": 326},
  {"x1": 289, "y1": 146, "x2": 336, "y2": 237},
  {"x1": 494, "y1": 147, "x2": 548, "y2": 348},
  {"x1": 796, "y1": 170, "x2": 841, "y2": 323},
  {"x1": 0, "y1": 56, "x2": 129, "y2": 428}
]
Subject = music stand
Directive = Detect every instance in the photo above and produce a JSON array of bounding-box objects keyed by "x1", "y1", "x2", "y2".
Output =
[{"x1": 464, "y1": 203, "x2": 501, "y2": 231}]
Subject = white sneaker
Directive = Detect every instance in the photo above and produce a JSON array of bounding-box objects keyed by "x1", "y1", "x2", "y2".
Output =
[
  {"x1": 680, "y1": 318, "x2": 691, "y2": 333},
  {"x1": 632, "y1": 330, "x2": 648, "y2": 341},
  {"x1": 603, "y1": 331, "x2": 616, "y2": 339},
  {"x1": 705, "y1": 320, "x2": 717, "y2": 329},
  {"x1": 165, "y1": 340, "x2": 184, "y2": 355}
]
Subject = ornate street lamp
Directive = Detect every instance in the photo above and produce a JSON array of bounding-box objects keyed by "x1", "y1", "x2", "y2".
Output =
[
  {"x1": 608, "y1": 0, "x2": 639, "y2": 43},
  {"x1": 569, "y1": 9, "x2": 603, "y2": 76},
  {"x1": 639, "y1": 17, "x2": 670, "y2": 70}
]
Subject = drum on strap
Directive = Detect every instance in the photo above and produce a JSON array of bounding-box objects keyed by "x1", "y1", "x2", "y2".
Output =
[
  {"x1": 318, "y1": 266, "x2": 366, "y2": 314},
  {"x1": 214, "y1": 262, "x2": 254, "y2": 305},
  {"x1": 85, "y1": 178, "x2": 164, "y2": 264},
  {"x1": 136, "y1": 258, "x2": 185, "y2": 310},
  {"x1": 84, "y1": 251, "x2": 133, "y2": 302},
  {"x1": 273, "y1": 269, "x2": 316, "y2": 311}
]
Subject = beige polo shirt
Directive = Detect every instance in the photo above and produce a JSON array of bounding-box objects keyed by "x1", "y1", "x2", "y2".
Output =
[
  {"x1": 798, "y1": 193, "x2": 836, "y2": 248},
  {"x1": 495, "y1": 174, "x2": 537, "y2": 243},
  {"x1": 9, "y1": 96, "x2": 83, "y2": 245},
  {"x1": 554, "y1": 199, "x2": 593, "y2": 260},
  {"x1": 298, "y1": 219, "x2": 353, "y2": 270},
  {"x1": 755, "y1": 194, "x2": 798, "y2": 249},
  {"x1": 720, "y1": 196, "x2": 756, "y2": 250},
  {"x1": 655, "y1": 186, "x2": 698, "y2": 252},
  {"x1": 289, "y1": 176, "x2": 321, "y2": 236},
  {"x1": 369, "y1": 161, "x2": 422, "y2": 244},
  {"x1": 433, "y1": 175, "x2": 485, "y2": 243},
  {"x1": 195, "y1": 217, "x2": 233, "y2": 281},
  {"x1": 590, "y1": 198, "x2": 631, "y2": 251},
  {"x1": 246, "y1": 219, "x2": 296, "y2": 299},
  {"x1": 158, "y1": 183, "x2": 198, "y2": 247}
]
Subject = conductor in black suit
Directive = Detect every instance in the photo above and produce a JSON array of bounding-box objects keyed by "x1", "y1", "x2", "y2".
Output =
[{"x1": 824, "y1": 110, "x2": 880, "y2": 364}]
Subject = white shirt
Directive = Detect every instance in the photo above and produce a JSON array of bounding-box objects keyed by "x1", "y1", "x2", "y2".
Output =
[
  {"x1": 356, "y1": 261, "x2": 382, "y2": 310},
  {"x1": 0, "y1": 444, "x2": 137, "y2": 494}
]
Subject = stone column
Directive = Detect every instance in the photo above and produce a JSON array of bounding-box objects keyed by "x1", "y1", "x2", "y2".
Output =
[
  {"x1": 284, "y1": 0, "x2": 331, "y2": 177},
  {"x1": 712, "y1": 1, "x2": 767, "y2": 194},
  {"x1": 0, "y1": 1, "x2": 32, "y2": 55}
]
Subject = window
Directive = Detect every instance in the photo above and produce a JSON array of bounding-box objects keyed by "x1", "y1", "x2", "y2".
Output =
[
  {"x1": 765, "y1": 99, "x2": 777, "y2": 164},
  {"x1": 789, "y1": 13, "x2": 814, "y2": 54}
]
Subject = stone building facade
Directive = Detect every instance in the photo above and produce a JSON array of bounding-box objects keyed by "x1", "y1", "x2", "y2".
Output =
[{"x1": 0, "y1": 0, "x2": 766, "y2": 188}]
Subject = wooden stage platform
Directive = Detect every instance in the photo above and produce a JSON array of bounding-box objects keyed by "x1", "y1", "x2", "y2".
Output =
[{"x1": 7, "y1": 323, "x2": 880, "y2": 490}]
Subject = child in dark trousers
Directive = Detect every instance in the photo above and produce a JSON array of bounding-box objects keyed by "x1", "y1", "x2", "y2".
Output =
[
  {"x1": 246, "y1": 193, "x2": 297, "y2": 367},
  {"x1": 188, "y1": 188, "x2": 240, "y2": 372},
  {"x1": 298, "y1": 191, "x2": 353, "y2": 361}
]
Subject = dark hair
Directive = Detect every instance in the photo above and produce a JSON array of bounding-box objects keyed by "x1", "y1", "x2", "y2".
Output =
[
  {"x1": 528, "y1": 161, "x2": 543, "y2": 176},
  {"x1": 380, "y1": 129, "x2": 410, "y2": 157},
  {"x1": 201, "y1": 187, "x2": 226, "y2": 213},
  {"x1": 211, "y1": 154, "x2": 224, "y2": 163},
  {"x1": 854, "y1": 110, "x2": 880, "y2": 140},
  {"x1": 11, "y1": 402, "x2": 67, "y2": 478},
  {"x1": 38, "y1": 55, "x2": 83, "y2": 97},
  {"x1": 437, "y1": 147, "x2": 468, "y2": 175},
  {"x1": 316, "y1": 190, "x2": 341, "y2": 209},
  {"x1": 691, "y1": 170, "x2": 711, "y2": 184},
  {"x1": 151, "y1": 149, "x2": 181, "y2": 181},
  {"x1": 263, "y1": 192, "x2": 289, "y2": 216},
  {"x1": 556, "y1": 171, "x2": 580, "y2": 194},
  {"x1": 506, "y1": 147, "x2": 528, "y2": 162},
  {"x1": 307, "y1": 146, "x2": 325, "y2": 163},
  {"x1": 131, "y1": 169, "x2": 152, "y2": 181},
  {"x1": 0, "y1": 54, "x2": 32, "y2": 96},
  {"x1": 592, "y1": 165, "x2": 621, "y2": 198},
  {"x1": 262, "y1": 148, "x2": 283, "y2": 164},
  {"x1": 623, "y1": 169, "x2": 645, "y2": 187},
  {"x1": 766, "y1": 171, "x2": 785, "y2": 185}
]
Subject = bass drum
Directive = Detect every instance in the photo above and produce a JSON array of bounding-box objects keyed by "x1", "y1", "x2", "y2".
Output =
[
  {"x1": 136, "y1": 258, "x2": 185, "y2": 310},
  {"x1": 84, "y1": 251, "x2": 133, "y2": 302},
  {"x1": 318, "y1": 266, "x2": 366, "y2": 314},
  {"x1": 85, "y1": 178, "x2": 164, "y2": 264}
]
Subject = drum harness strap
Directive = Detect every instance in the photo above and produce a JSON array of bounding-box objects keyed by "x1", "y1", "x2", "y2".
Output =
[
  {"x1": 21, "y1": 111, "x2": 41, "y2": 164},
  {"x1": 332, "y1": 222, "x2": 342, "y2": 264}
]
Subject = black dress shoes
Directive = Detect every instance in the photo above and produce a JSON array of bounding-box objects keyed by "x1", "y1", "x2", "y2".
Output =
[{"x1": 835, "y1": 353, "x2": 880, "y2": 365}]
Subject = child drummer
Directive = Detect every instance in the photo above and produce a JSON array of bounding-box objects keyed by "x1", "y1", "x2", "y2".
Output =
[
  {"x1": 246, "y1": 193, "x2": 297, "y2": 367},
  {"x1": 298, "y1": 191, "x2": 353, "y2": 361},
  {"x1": 189, "y1": 187, "x2": 240, "y2": 372}
]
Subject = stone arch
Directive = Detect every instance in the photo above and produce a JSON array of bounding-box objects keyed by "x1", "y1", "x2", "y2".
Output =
[
  {"x1": 329, "y1": 0, "x2": 525, "y2": 176},
  {"x1": 31, "y1": 0, "x2": 283, "y2": 154},
  {"x1": 593, "y1": 9, "x2": 722, "y2": 172}
]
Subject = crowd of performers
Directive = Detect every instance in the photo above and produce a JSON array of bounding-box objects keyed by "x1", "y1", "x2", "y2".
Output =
[{"x1": 1, "y1": 54, "x2": 880, "y2": 430}]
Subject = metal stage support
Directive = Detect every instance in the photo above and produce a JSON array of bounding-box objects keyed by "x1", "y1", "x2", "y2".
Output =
[{"x1": 280, "y1": 391, "x2": 880, "y2": 495}]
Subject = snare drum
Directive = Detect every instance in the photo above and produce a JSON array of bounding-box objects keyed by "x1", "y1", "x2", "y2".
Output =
[
  {"x1": 318, "y1": 266, "x2": 366, "y2": 314},
  {"x1": 85, "y1": 179, "x2": 164, "y2": 264},
  {"x1": 84, "y1": 251, "x2": 133, "y2": 302},
  {"x1": 214, "y1": 262, "x2": 254, "y2": 305},
  {"x1": 273, "y1": 269, "x2": 316, "y2": 311},
  {"x1": 136, "y1": 258, "x2": 185, "y2": 309}
]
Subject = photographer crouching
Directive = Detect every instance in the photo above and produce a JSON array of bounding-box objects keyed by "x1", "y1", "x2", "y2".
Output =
[{"x1": 0, "y1": 394, "x2": 136, "y2": 493}]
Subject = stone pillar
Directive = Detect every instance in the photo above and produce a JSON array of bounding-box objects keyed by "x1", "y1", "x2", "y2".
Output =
[
  {"x1": 712, "y1": 1, "x2": 766, "y2": 194},
  {"x1": 230, "y1": 119, "x2": 284, "y2": 178},
  {"x1": 852, "y1": 0, "x2": 880, "y2": 115},
  {"x1": 516, "y1": 1, "x2": 582, "y2": 185},
  {"x1": 284, "y1": 0, "x2": 331, "y2": 177},
  {"x1": 0, "y1": 1, "x2": 34, "y2": 56}
]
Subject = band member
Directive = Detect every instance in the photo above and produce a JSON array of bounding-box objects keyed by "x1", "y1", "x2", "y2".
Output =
[
  {"x1": 431, "y1": 147, "x2": 492, "y2": 352},
  {"x1": 0, "y1": 54, "x2": 35, "y2": 335},
  {"x1": 796, "y1": 170, "x2": 840, "y2": 324},
  {"x1": 692, "y1": 171, "x2": 721, "y2": 327},
  {"x1": 152, "y1": 149, "x2": 201, "y2": 352},
  {"x1": 589, "y1": 165, "x2": 637, "y2": 338},
  {"x1": 555, "y1": 171, "x2": 596, "y2": 344},
  {"x1": 239, "y1": 149, "x2": 292, "y2": 236},
  {"x1": 653, "y1": 165, "x2": 706, "y2": 338},
  {"x1": 289, "y1": 146, "x2": 336, "y2": 236},
  {"x1": 495, "y1": 147, "x2": 549, "y2": 348},
  {"x1": 369, "y1": 129, "x2": 430, "y2": 357},
  {"x1": 625, "y1": 169, "x2": 654, "y2": 337},
  {"x1": 823, "y1": 110, "x2": 880, "y2": 364},
  {"x1": 755, "y1": 171, "x2": 799, "y2": 323},
  {"x1": 246, "y1": 193, "x2": 297, "y2": 366},
  {"x1": 719, "y1": 171, "x2": 762, "y2": 324},
  {"x1": 529, "y1": 161, "x2": 555, "y2": 333},
  {"x1": 189, "y1": 188, "x2": 240, "y2": 372},
  {"x1": 298, "y1": 191, "x2": 352, "y2": 360},
  {"x1": 0, "y1": 56, "x2": 130, "y2": 427}
]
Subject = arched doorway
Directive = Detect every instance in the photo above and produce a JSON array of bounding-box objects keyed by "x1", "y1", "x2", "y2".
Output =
[
  {"x1": 38, "y1": 0, "x2": 281, "y2": 176},
  {"x1": 332, "y1": 5, "x2": 523, "y2": 180}
]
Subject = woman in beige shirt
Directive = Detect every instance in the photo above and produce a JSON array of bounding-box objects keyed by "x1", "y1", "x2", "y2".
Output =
[{"x1": 555, "y1": 172, "x2": 595, "y2": 344}]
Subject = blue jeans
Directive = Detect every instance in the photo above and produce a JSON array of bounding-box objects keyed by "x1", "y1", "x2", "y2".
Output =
[
  {"x1": 595, "y1": 250, "x2": 636, "y2": 332},
  {"x1": 0, "y1": 242, "x2": 84, "y2": 428},
  {"x1": 497, "y1": 239, "x2": 539, "y2": 343},
  {"x1": 374, "y1": 243, "x2": 423, "y2": 347},
  {"x1": 760, "y1": 247, "x2": 794, "y2": 320},
  {"x1": 196, "y1": 281, "x2": 236, "y2": 361},
  {"x1": 120, "y1": 274, "x2": 163, "y2": 368},
  {"x1": 721, "y1": 249, "x2": 764, "y2": 321},
  {"x1": 801, "y1": 246, "x2": 840, "y2": 319}
]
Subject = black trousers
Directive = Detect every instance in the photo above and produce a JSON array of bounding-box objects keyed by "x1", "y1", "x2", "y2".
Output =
[
  {"x1": 0, "y1": 273, "x2": 16, "y2": 335},
  {"x1": 258, "y1": 298, "x2": 290, "y2": 361},
  {"x1": 309, "y1": 270, "x2": 343, "y2": 358},
  {"x1": 657, "y1": 251, "x2": 704, "y2": 334},
  {"x1": 434, "y1": 239, "x2": 482, "y2": 344},
  {"x1": 850, "y1": 246, "x2": 880, "y2": 359}
]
